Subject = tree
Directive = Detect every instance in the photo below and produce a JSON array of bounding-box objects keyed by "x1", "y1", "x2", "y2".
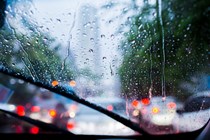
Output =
[
  {"x1": 118, "y1": 0, "x2": 210, "y2": 100},
  {"x1": 0, "y1": 1, "x2": 75, "y2": 104},
  {"x1": 0, "y1": 0, "x2": 6, "y2": 28}
]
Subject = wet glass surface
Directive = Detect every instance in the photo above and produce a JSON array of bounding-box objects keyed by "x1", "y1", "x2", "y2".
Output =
[{"x1": 0, "y1": 0, "x2": 209, "y2": 135}]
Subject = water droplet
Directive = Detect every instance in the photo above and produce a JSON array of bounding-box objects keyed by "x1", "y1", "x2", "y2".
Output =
[
  {"x1": 43, "y1": 37, "x2": 48, "y2": 42},
  {"x1": 26, "y1": 42, "x2": 31, "y2": 46},
  {"x1": 82, "y1": 33, "x2": 87, "y2": 37},
  {"x1": 123, "y1": 7, "x2": 128, "y2": 12},
  {"x1": 138, "y1": 24, "x2": 142, "y2": 29},
  {"x1": 89, "y1": 49, "x2": 93, "y2": 52},
  {"x1": 127, "y1": 17, "x2": 132, "y2": 22},
  {"x1": 109, "y1": 20, "x2": 113, "y2": 23},
  {"x1": 110, "y1": 34, "x2": 114, "y2": 39},
  {"x1": 52, "y1": 80, "x2": 59, "y2": 87},
  {"x1": 101, "y1": 34, "x2": 105, "y2": 38},
  {"x1": 56, "y1": 18, "x2": 61, "y2": 22},
  {"x1": 162, "y1": 96, "x2": 166, "y2": 101},
  {"x1": 69, "y1": 80, "x2": 76, "y2": 87}
]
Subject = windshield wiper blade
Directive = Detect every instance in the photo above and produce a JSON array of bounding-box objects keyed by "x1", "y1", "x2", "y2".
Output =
[
  {"x1": 0, "y1": 68, "x2": 149, "y2": 135},
  {"x1": 0, "y1": 108, "x2": 74, "y2": 135}
]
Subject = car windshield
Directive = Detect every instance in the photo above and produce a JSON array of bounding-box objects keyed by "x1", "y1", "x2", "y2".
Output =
[{"x1": 0, "y1": 0, "x2": 209, "y2": 135}]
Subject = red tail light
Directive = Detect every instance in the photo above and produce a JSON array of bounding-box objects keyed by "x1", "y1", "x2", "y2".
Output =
[
  {"x1": 107, "y1": 105, "x2": 113, "y2": 111},
  {"x1": 15, "y1": 125, "x2": 23, "y2": 133},
  {"x1": 67, "y1": 122, "x2": 75, "y2": 130},
  {"x1": 16, "y1": 105, "x2": 25, "y2": 116},
  {"x1": 49, "y1": 109, "x2": 57, "y2": 118},
  {"x1": 30, "y1": 126, "x2": 39, "y2": 134},
  {"x1": 167, "y1": 102, "x2": 176, "y2": 109},
  {"x1": 132, "y1": 100, "x2": 139, "y2": 108},
  {"x1": 141, "y1": 98, "x2": 150, "y2": 106},
  {"x1": 70, "y1": 104, "x2": 77, "y2": 111},
  {"x1": 31, "y1": 106, "x2": 40, "y2": 112}
]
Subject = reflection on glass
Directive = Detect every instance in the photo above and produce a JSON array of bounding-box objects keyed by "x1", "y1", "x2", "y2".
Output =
[{"x1": 0, "y1": 73, "x2": 137, "y2": 135}]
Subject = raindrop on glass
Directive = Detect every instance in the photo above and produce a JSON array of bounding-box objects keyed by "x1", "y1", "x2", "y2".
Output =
[
  {"x1": 101, "y1": 34, "x2": 105, "y2": 38},
  {"x1": 89, "y1": 49, "x2": 93, "y2": 52}
]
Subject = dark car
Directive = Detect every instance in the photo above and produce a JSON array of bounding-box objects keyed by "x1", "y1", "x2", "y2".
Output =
[{"x1": 173, "y1": 91, "x2": 210, "y2": 132}]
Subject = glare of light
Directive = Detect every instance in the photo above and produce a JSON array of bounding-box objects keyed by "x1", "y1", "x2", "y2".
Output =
[
  {"x1": 30, "y1": 113, "x2": 40, "y2": 120},
  {"x1": 141, "y1": 98, "x2": 150, "y2": 105},
  {"x1": 132, "y1": 109, "x2": 139, "y2": 117},
  {"x1": 16, "y1": 105, "x2": 25, "y2": 116},
  {"x1": 131, "y1": 100, "x2": 139, "y2": 108},
  {"x1": 152, "y1": 107, "x2": 160, "y2": 114},
  {"x1": 30, "y1": 126, "x2": 39, "y2": 134},
  {"x1": 167, "y1": 102, "x2": 176, "y2": 109},
  {"x1": 10, "y1": 79, "x2": 16, "y2": 84},
  {"x1": 69, "y1": 80, "x2": 76, "y2": 87},
  {"x1": 8, "y1": 105, "x2": 16, "y2": 111},
  {"x1": 69, "y1": 111, "x2": 75, "y2": 118},
  {"x1": 0, "y1": 104, "x2": 16, "y2": 112},
  {"x1": 70, "y1": 104, "x2": 77, "y2": 111},
  {"x1": 67, "y1": 122, "x2": 75, "y2": 130},
  {"x1": 162, "y1": 96, "x2": 166, "y2": 101},
  {"x1": 107, "y1": 105, "x2": 113, "y2": 111},
  {"x1": 49, "y1": 109, "x2": 57, "y2": 118},
  {"x1": 31, "y1": 106, "x2": 40, "y2": 112},
  {"x1": 51, "y1": 80, "x2": 59, "y2": 87}
]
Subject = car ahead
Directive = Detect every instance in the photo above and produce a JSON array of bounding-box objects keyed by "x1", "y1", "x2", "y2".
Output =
[
  {"x1": 173, "y1": 90, "x2": 210, "y2": 132},
  {"x1": 130, "y1": 96, "x2": 182, "y2": 134}
]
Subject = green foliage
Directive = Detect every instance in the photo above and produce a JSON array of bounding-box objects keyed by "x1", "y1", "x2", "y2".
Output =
[
  {"x1": 119, "y1": 0, "x2": 210, "y2": 100},
  {"x1": 0, "y1": 28, "x2": 74, "y2": 83},
  {"x1": 0, "y1": 11, "x2": 75, "y2": 104}
]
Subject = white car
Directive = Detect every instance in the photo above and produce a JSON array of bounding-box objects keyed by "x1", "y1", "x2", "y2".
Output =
[
  {"x1": 140, "y1": 96, "x2": 181, "y2": 125},
  {"x1": 136, "y1": 96, "x2": 183, "y2": 134}
]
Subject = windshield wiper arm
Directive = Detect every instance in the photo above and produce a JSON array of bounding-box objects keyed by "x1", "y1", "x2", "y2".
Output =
[
  {"x1": 0, "y1": 67, "x2": 149, "y2": 135},
  {"x1": 0, "y1": 108, "x2": 74, "y2": 135}
]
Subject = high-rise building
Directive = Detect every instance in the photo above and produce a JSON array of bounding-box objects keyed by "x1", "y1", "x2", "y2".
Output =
[
  {"x1": 76, "y1": 5, "x2": 100, "y2": 74},
  {"x1": 73, "y1": 4, "x2": 102, "y2": 97}
]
